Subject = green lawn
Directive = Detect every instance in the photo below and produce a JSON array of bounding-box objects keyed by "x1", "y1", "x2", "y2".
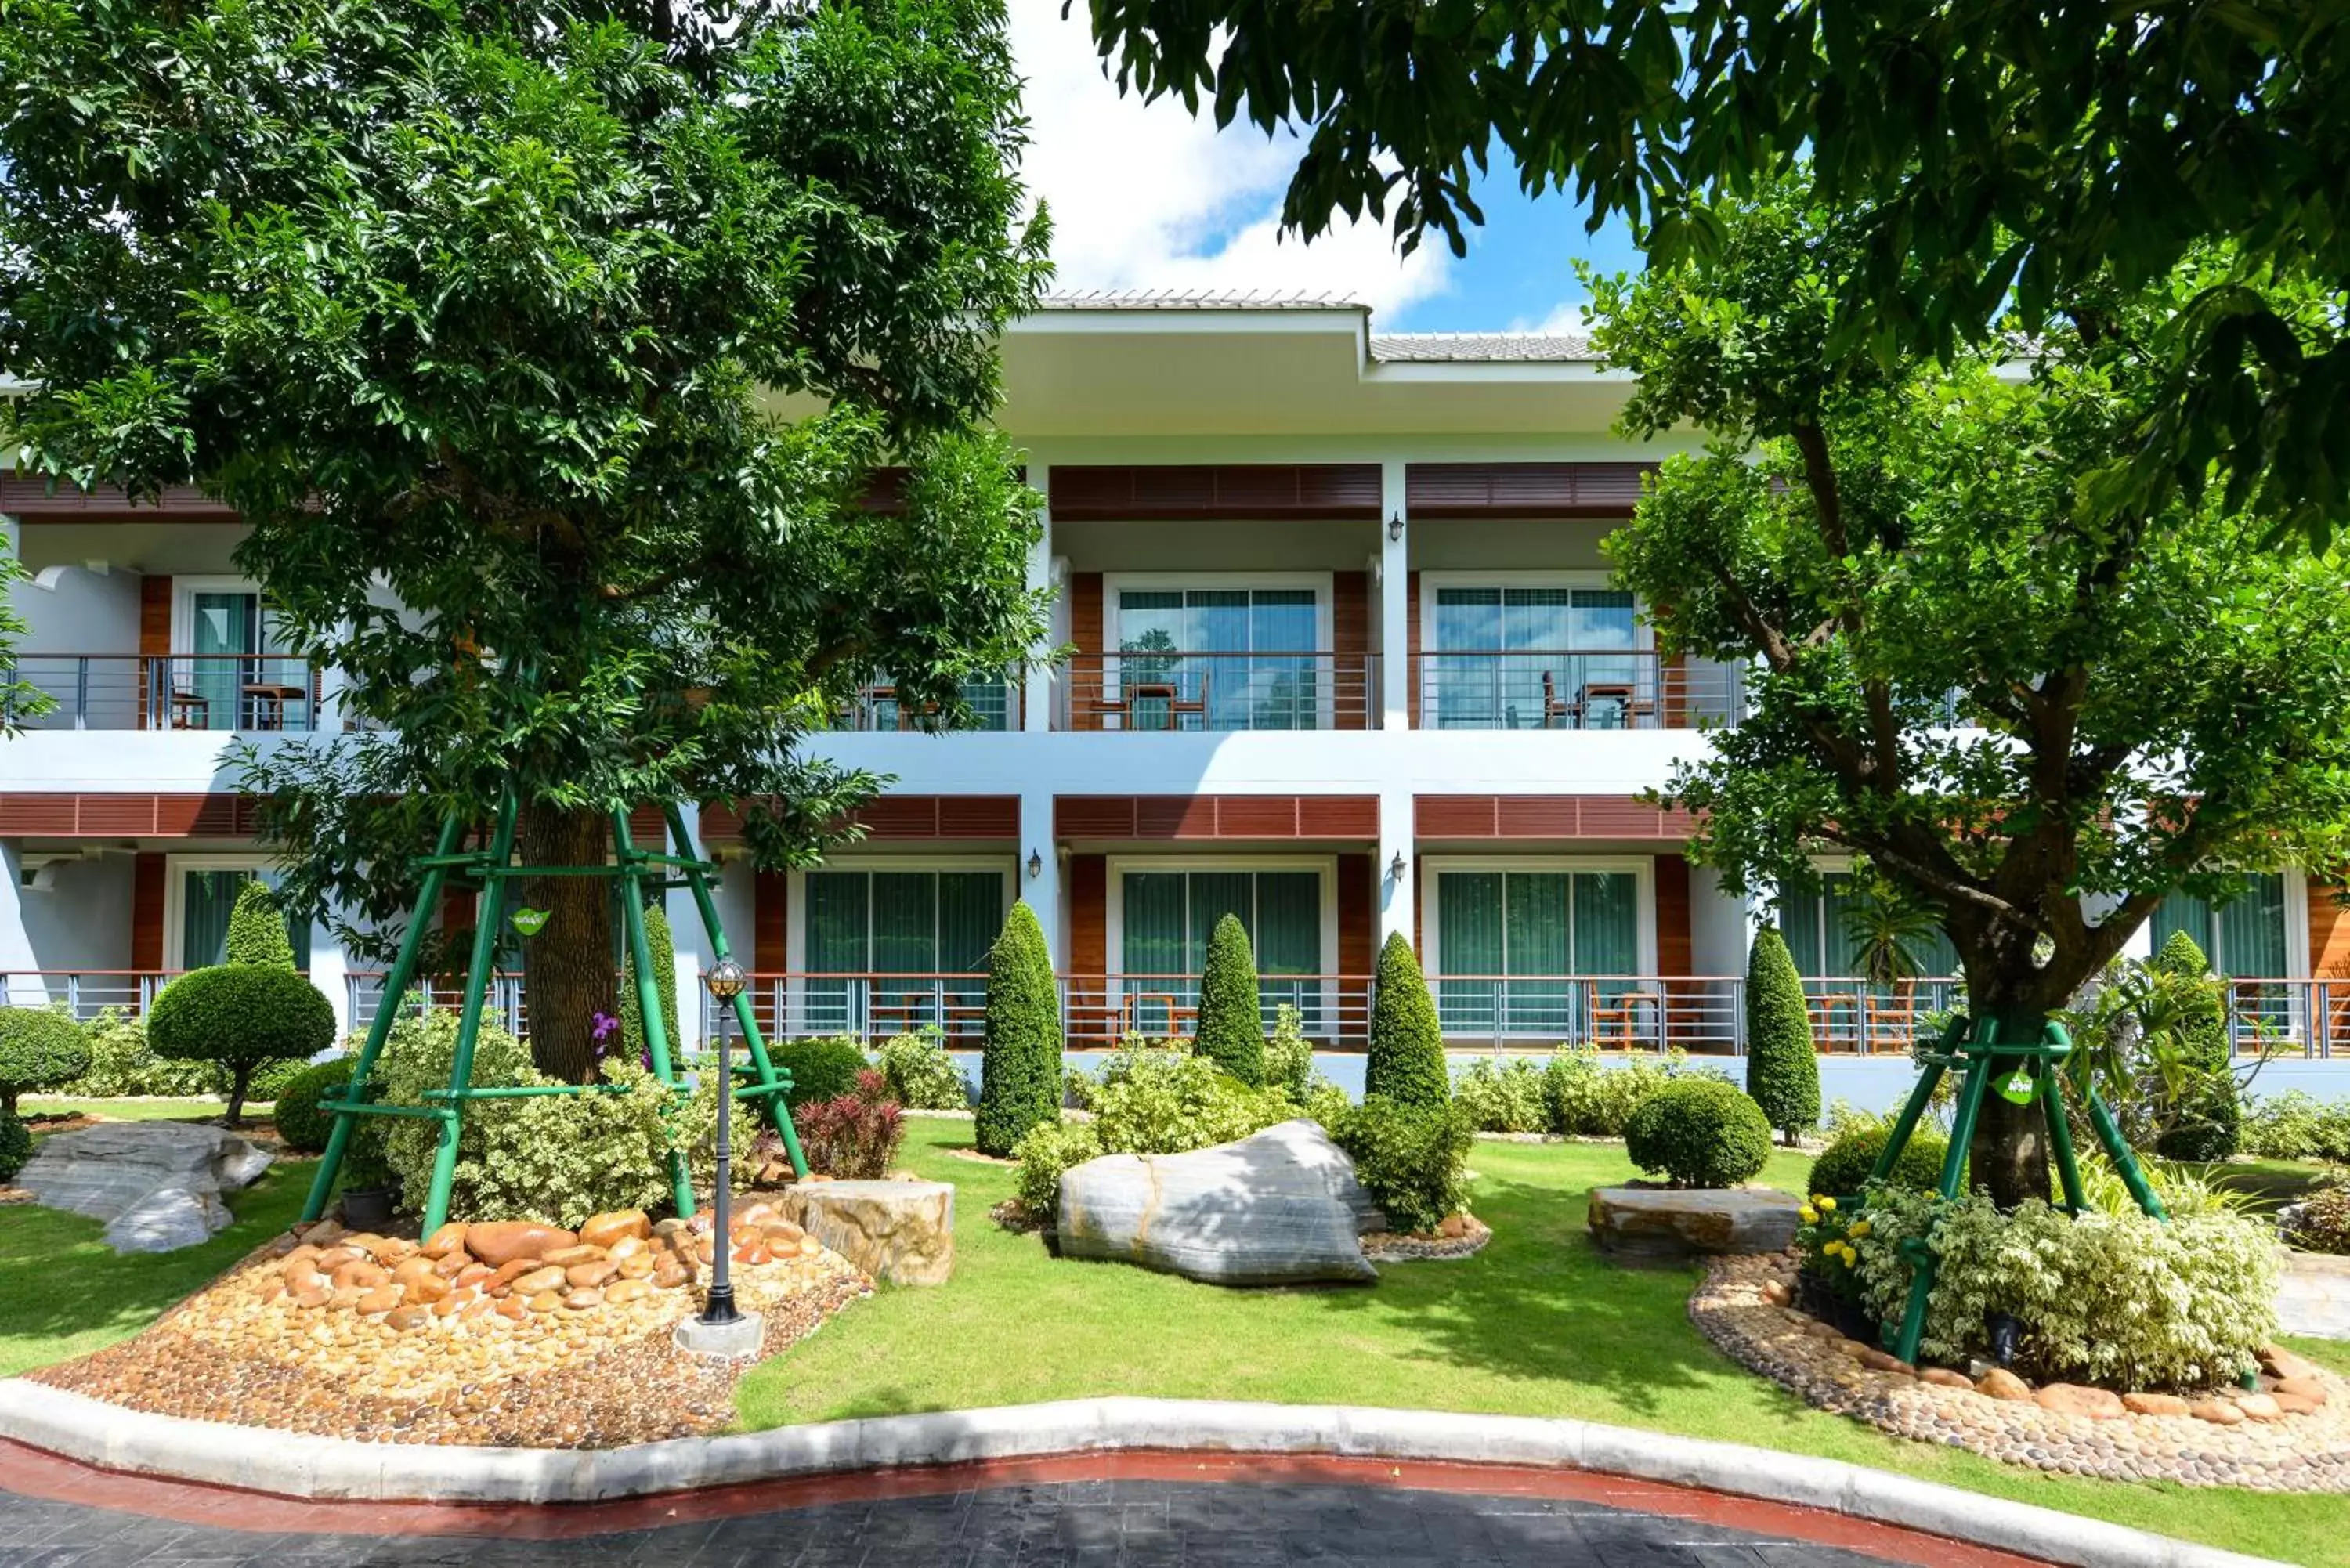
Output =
[
  {"x1": 18, "y1": 1097, "x2": 255, "y2": 1124},
  {"x1": 741, "y1": 1118, "x2": 2350, "y2": 1568},
  {"x1": 0, "y1": 1158, "x2": 313, "y2": 1378}
]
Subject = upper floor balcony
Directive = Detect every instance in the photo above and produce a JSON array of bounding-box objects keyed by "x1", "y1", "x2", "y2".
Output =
[{"x1": 9, "y1": 652, "x2": 332, "y2": 733}]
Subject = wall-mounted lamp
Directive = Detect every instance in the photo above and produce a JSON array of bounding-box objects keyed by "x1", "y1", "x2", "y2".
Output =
[
  {"x1": 1387, "y1": 512, "x2": 1405, "y2": 544},
  {"x1": 1387, "y1": 851, "x2": 1408, "y2": 883},
  {"x1": 1027, "y1": 849, "x2": 1044, "y2": 879}
]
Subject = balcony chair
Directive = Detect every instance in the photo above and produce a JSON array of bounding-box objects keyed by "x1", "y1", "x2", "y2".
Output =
[
  {"x1": 1589, "y1": 985, "x2": 1661, "y2": 1050},
  {"x1": 1538, "y1": 670, "x2": 1573, "y2": 728},
  {"x1": 1862, "y1": 979, "x2": 1920, "y2": 1055}
]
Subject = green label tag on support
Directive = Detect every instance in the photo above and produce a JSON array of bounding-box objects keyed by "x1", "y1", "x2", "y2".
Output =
[
  {"x1": 509, "y1": 907, "x2": 551, "y2": 938},
  {"x1": 1996, "y1": 1068, "x2": 2037, "y2": 1107}
]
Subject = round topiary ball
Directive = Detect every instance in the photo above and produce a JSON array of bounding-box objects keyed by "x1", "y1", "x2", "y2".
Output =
[
  {"x1": 1807, "y1": 1122, "x2": 1953, "y2": 1198},
  {"x1": 1623, "y1": 1076, "x2": 1772, "y2": 1188},
  {"x1": 272, "y1": 1057, "x2": 356, "y2": 1153},
  {"x1": 0, "y1": 1006, "x2": 92, "y2": 1117},
  {"x1": 147, "y1": 964, "x2": 335, "y2": 1125},
  {"x1": 0, "y1": 1115, "x2": 31, "y2": 1183}
]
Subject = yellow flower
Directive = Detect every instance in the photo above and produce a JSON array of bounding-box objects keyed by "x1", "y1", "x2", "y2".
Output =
[
  {"x1": 1847, "y1": 1219, "x2": 1871, "y2": 1239},
  {"x1": 1798, "y1": 1205, "x2": 1819, "y2": 1224},
  {"x1": 1835, "y1": 1243, "x2": 1858, "y2": 1264},
  {"x1": 1817, "y1": 1195, "x2": 1837, "y2": 1212}
]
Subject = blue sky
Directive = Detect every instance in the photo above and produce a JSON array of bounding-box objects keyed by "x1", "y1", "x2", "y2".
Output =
[{"x1": 1388, "y1": 175, "x2": 1647, "y2": 332}]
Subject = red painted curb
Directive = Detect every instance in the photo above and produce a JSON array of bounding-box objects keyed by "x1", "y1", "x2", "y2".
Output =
[{"x1": 0, "y1": 1436, "x2": 2048, "y2": 1566}]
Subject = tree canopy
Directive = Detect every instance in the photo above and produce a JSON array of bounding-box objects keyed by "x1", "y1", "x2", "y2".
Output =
[
  {"x1": 0, "y1": 0, "x2": 1051, "y2": 1078},
  {"x1": 1076, "y1": 0, "x2": 2350, "y2": 544},
  {"x1": 1594, "y1": 186, "x2": 2350, "y2": 1204}
]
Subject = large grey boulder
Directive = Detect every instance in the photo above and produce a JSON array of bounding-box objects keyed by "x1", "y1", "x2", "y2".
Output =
[
  {"x1": 1056, "y1": 1120, "x2": 1379, "y2": 1286},
  {"x1": 1588, "y1": 1184, "x2": 1800, "y2": 1259},
  {"x1": 16, "y1": 1121, "x2": 273, "y2": 1253}
]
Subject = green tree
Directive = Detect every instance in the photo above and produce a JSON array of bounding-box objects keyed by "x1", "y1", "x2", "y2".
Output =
[
  {"x1": 0, "y1": 1008, "x2": 91, "y2": 1118},
  {"x1": 1594, "y1": 186, "x2": 2350, "y2": 1206},
  {"x1": 2149, "y1": 931, "x2": 2241, "y2": 1162},
  {"x1": 977, "y1": 901, "x2": 1062, "y2": 1157},
  {"x1": 618, "y1": 901, "x2": 679, "y2": 1065},
  {"x1": 0, "y1": 0, "x2": 1050, "y2": 1083},
  {"x1": 1743, "y1": 927, "x2": 1817, "y2": 1143},
  {"x1": 1365, "y1": 932, "x2": 1448, "y2": 1110},
  {"x1": 1192, "y1": 912, "x2": 1266, "y2": 1087},
  {"x1": 224, "y1": 879, "x2": 297, "y2": 970},
  {"x1": 1078, "y1": 0, "x2": 2350, "y2": 544},
  {"x1": 149, "y1": 966, "x2": 335, "y2": 1127}
]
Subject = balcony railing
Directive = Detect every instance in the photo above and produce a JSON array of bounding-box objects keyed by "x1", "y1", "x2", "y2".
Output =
[
  {"x1": 346, "y1": 971, "x2": 528, "y2": 1039},
  {"x1": 1059, "y1": 973, "x2": 1374, "y2": 1046},
  {"x1": 1430, "y1": 974, "x2": 1744, "y2": 1053},
  {"x1": 6, "y1": 653, "x2": 328, "y2": 732},
  {"x1": 832, "y1": 677, "x2": 1020, "y2": 733},
  {"x1": 1061, "y1": 652, "x2": 1378, "y2": 732},
  {"x1": 1415, "y1": 651, "x2": 1742, "y2": 731},
  {"x1": 1795, "y1": 977, "x2": 1966, "y2": 1054},
  {"x1": 0, "y1": 970, "x2": 184, "y2": 1017}
]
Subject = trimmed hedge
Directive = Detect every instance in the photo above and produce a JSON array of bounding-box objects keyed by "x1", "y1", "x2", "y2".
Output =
[
  {"x1": 1193, "y1": 913, "x2": 1267, "y2": 1086},
  {"x1": 1624, "y1": 1076, "x2": 1772, "y2": 1188},
  {"x1": 1365, "y1": 932, "x2": 1448, "y2": 1108},
  {"x1": 1744, "y1": 927, "x2": 1818, "y2": 1138},
  {"x1": 0, "y1": 1007, "x2": 92, "y2": 1116},
  {"x1": 1332, "y1": 1095, "x2": 1475, "y2": 1235},
  {"x1": 620, "y1": 901, "x2": 682, "y2": 1063},
  {"x1": 225, "y1": 879, "x2": 297, "y2": 968},
  {"x1": 147, "y1": 965, "x2": 335, "y2": 1126},
  {"x1": 0, "y1": 1115, "x2": 29, "y2": 1183},
  {"x1": 774, "y1": 1036, "x2": 867, "y2": 1110},
  {"x1": 272, "y1": 1056, "x2": 356, "y2": 1153},
  {"x1": 977, "y1": 900, "x2": 1063, "y2": 1156},
  {"x1": 1809, "y1": 1119, "x2": 1953, "y2": 1198},
  {"x1": 2150, "y1": 930, "x2": 2241, "y2": 1161}
]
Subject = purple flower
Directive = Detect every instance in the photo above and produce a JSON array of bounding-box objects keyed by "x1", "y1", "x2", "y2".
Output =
[{"x1": 591, "y1": 1010, "x2": 620, "y2": 1042}]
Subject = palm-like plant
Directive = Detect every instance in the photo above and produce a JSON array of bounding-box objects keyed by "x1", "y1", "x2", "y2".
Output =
[{"x1": 1838, "y1": 874, "x2": 1940, "y2": 988}]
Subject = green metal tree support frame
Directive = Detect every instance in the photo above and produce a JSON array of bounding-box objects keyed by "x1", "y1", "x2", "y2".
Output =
[
  {"x1": 299, "y1": 798, "x2": 808, "y2": 1233},
  {"x1": 1868, "y1": 1015, "x2": 2165, "y2": 1366}
]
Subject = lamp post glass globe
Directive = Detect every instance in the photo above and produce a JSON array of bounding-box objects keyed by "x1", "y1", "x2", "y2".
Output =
[
  {"x1": 707, "y1": 956, "x2": 747, "y2": 1000},
  {"x1": 700, "y1": 959, "x2": 747, "y2": 1327}
]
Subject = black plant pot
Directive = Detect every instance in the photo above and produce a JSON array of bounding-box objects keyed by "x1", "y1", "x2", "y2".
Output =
[{"x1": 340, "y1": 1185, "x2": 396, "y2": 1230}]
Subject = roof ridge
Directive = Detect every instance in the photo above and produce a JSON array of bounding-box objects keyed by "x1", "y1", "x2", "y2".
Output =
[{"x1": 1039, "y1": 288, "x2": 1367, "y2": 309}]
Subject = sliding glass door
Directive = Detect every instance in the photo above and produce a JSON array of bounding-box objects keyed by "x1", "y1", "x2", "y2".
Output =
[
  {"x1": 178, "y1": 868, "x2": 312, "y2": 970},
  {"x1": 1432, "y1": 869, "x2": 1640, "y2": 1037},
  {"x1": 1114, "y1": 587, "x2": 1319, "y2": 730},
  {"x1": 804, "y1": 869, "x2": 1007, "y2": 1035},
  {"x1": 1119, "y1": 868, "x2": 1322, "y2": 1031},
  {"x1": 186, "y1": 591, "x2": 308, "y2": 732},
  {"x1": 1427, "y1": 585, "x2": 1642, "y2": 729}
]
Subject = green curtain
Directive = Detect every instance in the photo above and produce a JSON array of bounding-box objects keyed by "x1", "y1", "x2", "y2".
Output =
[
  {"x1": 189, "y1": 592, "x2": 254, "y2": 732},
  {"x1": 1437, "y1": 872, "x2": 1504, "y2": 1033},
  {"x1": 1254, "y1": 870, "x2": 1321, "y2": 1029},
  {"x1": 938, "y1": 873, "x2": 1003, "y2": 972},
  {"x1": 180, "y1": 869, "x2": 311, "y2": 970},
  {"x1": 1506, "y1": 872, "x2": 1572, "y2": 1033},
  {"x1": 2157, "y1": 874, "x2": 2287, "y2": 977},
  {"x1": 804, "y1": 871, "x2": 867, "y2": 1031}
]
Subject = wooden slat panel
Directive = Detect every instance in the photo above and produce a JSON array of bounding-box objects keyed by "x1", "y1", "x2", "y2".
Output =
[
  {"x1": 1068, "y1": 854, "x2": 1108, "y2": 976},
  {"x1": 1337, "y1": 852, "x2": 1375, "y2": 977},
  {"x1": 1055, "y1": 796, "x2": 1135, "y2": 840},
  {"x1": 1405, "y1": 570, "x2": 1421, "y2": 724},
  {"x1": 1048, "y1": 464, "x2": 1381, "y2": 522},
  {"x1": 754, "y1": 869, "x2": 787, "y2": 974},
  {"x1": 2, "y1": 479, "x2": 237, "y2": 517},
  {"x1": 936, "y1": 796, "x2": 1019, "y2": 839},
  {"x1": 1332, "y1": 569, "x2": 1369, "y2": 732},
  {"x1": 1404, "y1": 461, "x2": 1656, "y2": 519},
  {"x1": 1496, "y1": 797, "x2": 1582, "y2": 838},
  {"x1": 0, "y1": 795, "x2": 78, "y2": 834},
  {"x1": 1415, "y1": 796, "x2": 1497, "y2": 838},
  {"x1": 2313, "y1": 882, "x2": 2350, "y2": 977},
  {"x1": 1655, "y1": 854, "x2": 1693, "y2": 976},
  {"x1": 1414, "y1": 794, "x2": 1695, "y2": 840},
  {"x1": 850, "y1": 797, "x2": 940, "y2": 838},
  {"x1": 1137, "y1": 795, "x2": 1218, "y2": 839},
  {"x1": 1068, "y1": 572, "x2": 1104, "y2": 733},
  {"x1": 700, "y1": 801, "x2": 745, "y2": 840},
  {"x1": 1216, "y1": 797, "x2": 1301, "y2": 839},
  {"x1": 139, "y1": 574, "x2": 171, "y2": 728},
  {"x1": 1296, "y1": 796, "x2": 1379, "y2": 839},
  {"x1": 132, "y1": 853, "x2": 166, "y2": 971}
]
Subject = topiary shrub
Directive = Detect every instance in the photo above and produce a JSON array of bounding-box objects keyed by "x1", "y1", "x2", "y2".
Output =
[
  {"x1": 0, "y1": 1115, "x2": 29, "y2": 1183},
  {"x1": 1263, "y1": 1003, "x2": 1314, "y2": 1103},
  {"x1": 224, "y1": 878, "x2": 297, "y2": 968},
  {"x1": 1624, "y1": 1076, "x2": 1772, "y2": 1188},
  {"x1": 1744, "y1": 927, "x2": 1819, "y2": 1141},
  {"x1": 1192, "y1": 912, "x2": 1267, "y2": 1086},
  {"x1": 2149, "y1": 930, "x2": 2241, "y2": 1161},
  {"x1": 1808, "y1": 1117, "x2": 1953, "y2": 1198},
  {"x1": 1453, "y1": 1056, "x2": 1547, "y2": 1133},
  {"x1": 620, "y1": 901, "x2": 682, "y2": 1061},
  {"x1": 271, "y1": 1056, "x2": 355, "y2": 1153},
  {"x1": 1365, "y1": 931, "x2": 1448, "y2": 1108},
  {"x1": 1331, "y1": 1095, "x2": 1476, "y2": 1234},
  {"x1": 876, "y1": 1028, "x2": 971, "y2": 1108},
  {"x1": 147, "y1": 965, "x2": 334, "y2": 1126},
  {"x1": 773, "y1": 1036, "x2": 867, "y2": 1109},
  {"x1": 977, "y1": 900, "x2": 1063, "y2": 1156},
  {"x1": 0, "y1": 1006, "x2": 91, "y2": 1116}
]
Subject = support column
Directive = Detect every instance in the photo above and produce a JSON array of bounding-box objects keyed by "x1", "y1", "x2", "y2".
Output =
[
  {"x1": 308, "y1": 917, "x2": 352, "y2": 1039},
  {"x1": 1023, "y1": 473, "x2": 1054, "y2": 733},
  {"x1": 1379, "y1": 459, "x2": 1409, "y2": 731},
  {"x1": 1377, "y1": 786, "x2": 1415, "y2": 952},
  {"x1": 1019, "y1": 789, "x2": 1061, "y2": 969},
  {"x1": 662, "y1": 804, "x2": 707, "y2": 1054},
  {"x1": 0, "y1": 841, "x2": 38, "y2": 1009}
]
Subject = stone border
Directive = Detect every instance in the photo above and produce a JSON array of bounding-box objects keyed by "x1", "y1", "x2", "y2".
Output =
[{"x1": 0, "y1": 1382, "x2": 2283, "y2": 1568}]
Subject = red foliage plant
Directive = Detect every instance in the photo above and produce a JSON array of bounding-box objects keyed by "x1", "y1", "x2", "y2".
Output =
[{"x1": 791, "y1": 1068, "x2": 907, "y2": 1179}]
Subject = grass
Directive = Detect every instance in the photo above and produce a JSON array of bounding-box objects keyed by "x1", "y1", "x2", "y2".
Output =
[
  {"x1": 738, "y1": 1118, "x2": 2350, "y2": 1567},
  {"x1": 17, "y1": 1097, "x2": 251, "y2": 1124},
  {"x1": 0, "y1": 1159, "x2": 313, "y2": 1379}
]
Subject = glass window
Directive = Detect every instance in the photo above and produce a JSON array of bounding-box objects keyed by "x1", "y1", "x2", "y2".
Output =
[
  {"x1": 803, "y1": 869, "x2": 1007, "y2": 1035},
  {"x1": 1113, "y1": 587, "x2": 1319, "y2": 730},
  {"x1": 179, "y1": 868, "x2": 312, "y2": 971},
  {"x1": 183, "y1": 591, "x2": 309, "y2": 732},
  {"x1": 1780, "y1": 872, "x2": 1962, "y2": 1050},
  {"x1": 1119, "y1": 868, "x2": 1322, "y2": 1031},
  {"x1": 1427, "y1": 586, "x2": 1643, "y2": 729},
  {"x1": 2153, "y1": 875, "x2": 2289, "y2": 977},
  {"x1": 1433, "y1": 869, "x2": 1640, "y2": 1037},
  {"x1": 1781, "y1": 873, "x2": 1960, "y2": 979}
]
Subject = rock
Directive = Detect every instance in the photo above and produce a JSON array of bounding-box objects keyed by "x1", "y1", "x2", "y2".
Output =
[
  {"x1": 510, "y1": 1265, "x2": 568, "y2": 1296},
  {"x1": 490, "y1": 1259, "x2": 542, "y2": 1289},
  {"x1": 391, "y1": 1255, "x2": 439, "y2": 1287},
  {"x1": 580, "y1": 1209, "x2": 651, "y2": 1249},
  {"x1": 2034, "y1": 1383, "x2": 2126, "y2": 1420},
  {"x1": 299, "y1": 1219, "x2": 345, "y2": 1246},
  {"x1": 2276, "y1": 1375, "x2": 2331, "y2": 1407},
  {"x1": 494, "y1": 1295, "x2": 530, "y2": 1321},
  {"x1": 774, "y1": 1179, "x2": 957, "y2": 1287},
  {"x1": 452, "y1": 1263, "x2": 494, "y2": 1290},
  {"x1": 2235, "y1": 1393, "x2": 2284, "y2": 1421},
  {"x1": 16, "y1": 1122, "x2": 273, "y2": 1255},
  {"x1": 540, "y1": 1244, "x2": 607, "y2": 1270},
  {"x1": 616, "y1": 1253, "x2": 656, "y2": 1280},
  {"x1": 565, "y1": 1288, "x2": 603, "y2": 1310},
  {"x1": 331, "y1": 1260, "x2": 389, "y2": 1292},
  {"x1": 291, "y1": 1286, "x2": 331, "y2": 1310},
  {"x1": 527, "y1": 1290, "x2": 564, "y2": 1313},
  {"x1": 2191, "y1": 1399, "x2": 2246, "y2": 1425},
  {"x1": 1856, "y1": 1347, "x2": 1913, "y2": 1375},
  {"x1": 762, "y1": 1221, "x2": 806, "y2": 1245},
  {"x1": 565, "y1": 1260, "x2": 617, "y2": 1290},
  {"x1": 355, "y1": 1285, "x2": 403, "y2": 1315},
  {"x1": 432, "y1": 1288, "x2": 474, "y2": 1318},
  {"x1": 385, "y1": 1306, "x2": 431, "y2": 1331},
  {"x1": 1586, "y1": 1186, "x2": 1802, "y2": 1259},
  {"x1": 1977, "y1": 1368, "x2": 2034, "y2": 1402},
  {"x1": 607, "y1": 1236, "x2": 649, "y2": 1263},
  {"x1": 2122, "y1": 1392, "x2": 2192, "y2": 1418},
  {"x1": 1918, "y1": 1367, "x2": 1973, "y2": 1389},
  {"x1": 653, "y1": 1216, "x2": 693, "y2": 1241},
  {"x1": 2274, "y1": 1392, "x2": 2323, "y2": 1416},
  {"x1": 463, "y1": 1221, "x2": 577, "y2": 1267},
  {"x1": 1760, "y1": 1277, "x2": 1792, "y2": 1306},
  {"x1": 2262, "y1": 1342, "x2": 2324, "y2": 1383},
  {"x1": 606, "y1": 1277, "x2": 653, "y2": 1305},
  {"x1": 421, "y1": 1222, "x2": 470, "y2": 1258},
  {"x1": 1054, "y1": 1122, "x2": 1378, "y2": 1287},
  {"x1": 652, "y1": 1259, "x2": 690, "y2": 1290}
]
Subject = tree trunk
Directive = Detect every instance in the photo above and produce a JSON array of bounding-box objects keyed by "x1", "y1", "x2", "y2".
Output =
[
  {"x1": 1966, "y1": 999, "x2": 2055, "y2": 1209},
  {"x1": 518, "y1": 800, "x2": 616, "y2": 1084},
  {"x1": 224, "y1": 1064, "x2": 251, "y2": 1130}
]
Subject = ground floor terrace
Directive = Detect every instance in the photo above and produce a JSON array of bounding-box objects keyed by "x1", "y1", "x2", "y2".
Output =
[{"x1": 4, "y1": 789, "x2": 2348, "y2": 1073}]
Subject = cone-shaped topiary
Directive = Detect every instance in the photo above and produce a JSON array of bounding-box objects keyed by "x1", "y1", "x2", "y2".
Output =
[
  {"x1": 1744, "y1": 926, "x2": 1819, "y2": 1142},
  {"x1": 0, "y1": 1006, "x2": 91, "y2": 1117},
  {"x1": 1193, "y1": 912, "x2": 1267, "y2": 1086},
  {"x1": 224, "y1": 878, "x2": 297, "y2": 969},
  {"x1": 149, "y1": 964, "x2": 334, "y2": 1127},
  {"x1": 1365, "y1": 931, "x2": 1448, "y2": 1107},
  {"x1": 620, "y1": 901, "x2": 681, "y2": 1063},
  {"x1": 2151, "y1": 929, "x2": 2241, "y2": 1160},
  {"x1": 977, "y1": 900, "x2": 1063, "y2": 1156}
]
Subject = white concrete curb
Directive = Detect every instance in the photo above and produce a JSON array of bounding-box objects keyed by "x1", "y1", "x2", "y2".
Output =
[{"x1": 0, "y1": 1381, "x2": 2283, "y2": 1568}]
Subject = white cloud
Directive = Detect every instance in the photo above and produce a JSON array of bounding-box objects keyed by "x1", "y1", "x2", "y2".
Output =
[
  {"x1": 1509, "y1": 299, "x2": 1596, "y2": 335},
  {"x1": 1008, "y1": 1, "x2": 1450, "y2": 320}
]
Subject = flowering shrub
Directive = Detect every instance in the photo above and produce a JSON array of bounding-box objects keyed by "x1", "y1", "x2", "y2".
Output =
[
  {"x1": 1849, "y1": 1185, "x2": 2277, "y2": 1389},
  {"x1": 791, "y1": 1068, "x2": 907, "y2": 1178},
  {"x1": 1453, "y1": 1057, "x2": 1548, "y2": 1133},
  {"x1": 1794, "y1": 1190, "x2": 1871, "y2": 1313}
]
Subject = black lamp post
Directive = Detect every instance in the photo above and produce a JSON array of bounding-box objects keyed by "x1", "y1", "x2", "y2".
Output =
[{"x1": 700, "y1": 956, "x2": 747, "y2": 1327}]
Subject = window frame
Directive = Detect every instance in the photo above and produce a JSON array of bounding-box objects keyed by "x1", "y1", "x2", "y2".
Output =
[
  {"x1": 161, "y1": 852, "x2": 314, "y2": 973},
  {"x1": 784, "y1": 857, "x2": 1018, "y2": 976},
  {"x1": 1418, "y1": 855, "x2": 1659, "y2": 977}
]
